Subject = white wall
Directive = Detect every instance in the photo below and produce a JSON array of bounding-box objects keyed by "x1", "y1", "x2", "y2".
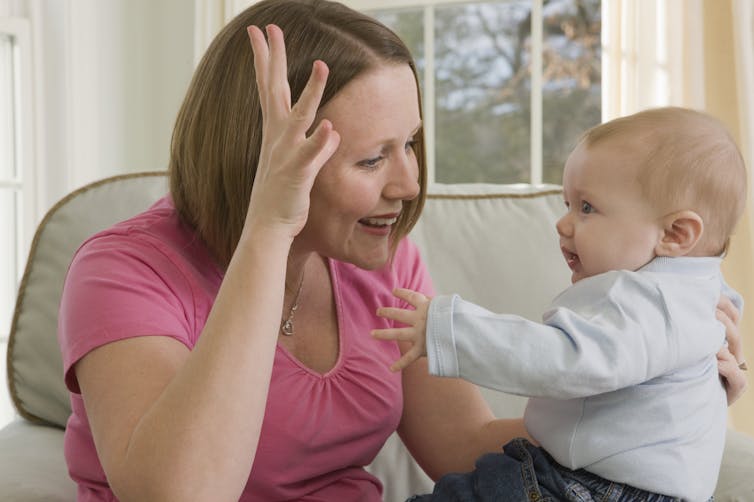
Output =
[
  {"x1": 37, "y1": 0, "x2": 194, "y2": 211},
  {"x1": 0, "y1": 0, "x2": 195, "y2": 428}
]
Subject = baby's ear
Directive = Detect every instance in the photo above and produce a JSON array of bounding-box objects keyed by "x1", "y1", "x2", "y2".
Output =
[{"x1": 655, "y1": 210, "x2": 704, "y2": 257}]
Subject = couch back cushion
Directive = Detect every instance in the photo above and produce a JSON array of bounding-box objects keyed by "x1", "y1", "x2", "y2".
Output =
[
  {"x1": 8, "y1": 177, "x2": 569, "y2": 431},
  {"x1": 409, "y1": 183, "x2": 570, "y2": 417},
  {"x1": 8, "y1": 173, "x2": 169, "y2": 427}
]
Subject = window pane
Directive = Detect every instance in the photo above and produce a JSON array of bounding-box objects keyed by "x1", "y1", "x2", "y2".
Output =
[
  {"x1": 0, "y1": 33, "x2": 16, "y2": 180},
  {"x1": 371, "y1": 1, "x2": 601, "y2": 185},
  {"x1": 542, "y1": 0, "x2": 601, "y2": 184},
  {"x1": 0, "y1": 189, "x2": 18, "y2": 338},
  {"x1": 378, "y1": 2, "x2": 537, "y2": 184},
  {"x1": 434, "y1": 1, "x2": 532, "y2": 183},
  {"x1": 373, "y1": 9, "x2": 425, "y2": 89}
]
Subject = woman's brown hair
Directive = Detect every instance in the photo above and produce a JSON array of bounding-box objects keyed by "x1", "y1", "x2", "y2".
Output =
[{"x1": 169, "y1": 0, "x2": 427, "y2": 267}]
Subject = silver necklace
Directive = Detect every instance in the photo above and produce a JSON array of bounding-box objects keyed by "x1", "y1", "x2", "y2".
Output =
[{"x1": 281, "y1": 272, "x2": 305, "y2": 336}]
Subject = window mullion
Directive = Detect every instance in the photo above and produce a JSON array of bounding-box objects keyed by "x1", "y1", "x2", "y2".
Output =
[
  {"x1": 423, "y1": 5, "x2": 436, "y2": 185},
  {"x1": 530, "y1": 0, "x2": 543, "y2": 184}
]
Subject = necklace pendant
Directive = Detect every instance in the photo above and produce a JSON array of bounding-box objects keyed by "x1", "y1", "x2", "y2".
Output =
[{"x1": 281, "y1": 319, "x2": 295, "y2": 336}]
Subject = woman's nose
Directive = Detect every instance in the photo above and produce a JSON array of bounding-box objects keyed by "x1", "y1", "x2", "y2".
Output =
[{"x1": 384, "y1": 150, "x2": 420, "y2": 201}]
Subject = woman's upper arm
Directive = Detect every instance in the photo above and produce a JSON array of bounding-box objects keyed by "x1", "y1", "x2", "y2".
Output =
[
  {"x1": 398, "y1": 358, "x2": 528, "y2": 480},
  {"x1": 74, "y1": 336, "x2": 190, "y2": 492}
]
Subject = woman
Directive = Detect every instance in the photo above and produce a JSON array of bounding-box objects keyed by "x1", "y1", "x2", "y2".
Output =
[{"x1": 57, "y1": 1, "x2": 747, "y2": 501}]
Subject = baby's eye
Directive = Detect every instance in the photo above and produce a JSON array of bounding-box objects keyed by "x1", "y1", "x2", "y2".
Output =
[{"x1": 581, "y1": 201, "x2": 594, "y2": 214}]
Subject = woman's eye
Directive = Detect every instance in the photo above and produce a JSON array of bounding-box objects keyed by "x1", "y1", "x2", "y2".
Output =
[
  {"x1": 405, "y1": 139, "x2": 418, "y2": 152},
  {"x1": 581, "y1": 201, "x2": 594, "y2": 214},
  {"x1": 358, "y1": 156, "x2": 383, "y2": 169}
]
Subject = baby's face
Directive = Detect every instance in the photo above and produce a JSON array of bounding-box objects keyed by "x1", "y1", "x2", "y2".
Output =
[{"x1": 556, "y1": 141, "x2": 664, "y2": 283}]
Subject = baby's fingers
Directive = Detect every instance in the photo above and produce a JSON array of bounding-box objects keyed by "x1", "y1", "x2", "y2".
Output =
[
  {"x1": 371, "y1": 327, "x2": 417, "y2": 342},
  {"x1": 392, "y1": 288, "x2": 429, "y2": 308},
  {"x1": 377, "y1": 306, "x2": 416, "y2": 325},
  {"x1": 389, "y1": 350, "x2": 422, "y2": 373}
]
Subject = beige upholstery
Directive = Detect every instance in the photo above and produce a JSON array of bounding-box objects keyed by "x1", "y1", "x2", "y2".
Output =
[
  {"x1": 3, "y1": 173, "x2": 754, "y2": 501},
  {"x1": 8, "y1": 172, "x2": 169, "y2": 428}
]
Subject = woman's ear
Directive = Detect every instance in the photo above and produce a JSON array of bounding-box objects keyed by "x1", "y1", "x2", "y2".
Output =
[{"x1": 655, "y1": 210, "x2": 704, "y2": 257}]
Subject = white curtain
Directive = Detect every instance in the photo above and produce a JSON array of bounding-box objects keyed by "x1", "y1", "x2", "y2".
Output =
[
  {"x1": 603, "y1": 0, "x2": 754, "y2": 435},
  {"x1": 601, "y1": 0, "x2": 706, "y2": 120},
  {"x1": 727, "y1": 0, "x2": 754, "y2": 436},
  {"x1": 194, "y1": 0, "x2": 256, "y2": 65},
  {"x1": 733, "y1": 0, "x2": 754, "y2": 174}
]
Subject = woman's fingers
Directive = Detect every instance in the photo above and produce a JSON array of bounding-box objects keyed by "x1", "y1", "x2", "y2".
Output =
[
  {"x1": 716, "y1": 295, "x2": 744, "y2": 365},
  {"x1": 243, "y1": 23, "x2": 338, "y2": 234},
  {"x1": 248, "y1": 25, "x2": 332, "y2": 159},
  {"x1": 717, "y1": 295, "x2": 740, "y2": 325},
  {"x1": 286, "y1": 60, "x2": 329, "y2": 138},
  {"x1": 717, "y1": 308, "x2": 744, "y2": 364},
  {"x1": 247, "y1": 24, "x2": 291, "y2": 124},
  {"x1": 303, "y1": 119, "x2": 340, "y2": 173},
  {"x1": 265, "y1": 24, "x2": 291, "y2": 120},
  {"x1": 717, "y1": 346, "x2": 748, "y2": 405},
  {"x1": 247, "y1": 25, "x2": 269, "y2": 91}
]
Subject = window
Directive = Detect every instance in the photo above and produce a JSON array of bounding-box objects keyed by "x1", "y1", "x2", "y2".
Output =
[
  {"x1": 1, "y1": 17, "x2": 34, "y2": 425},
  {"x1": 348, "y1": 0, "x2": 601, "y2": 185}
]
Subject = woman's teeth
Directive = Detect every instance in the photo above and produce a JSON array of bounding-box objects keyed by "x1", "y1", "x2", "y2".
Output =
[{"x1": 360, "y1": 216, "x2": 398, "y2": 227}]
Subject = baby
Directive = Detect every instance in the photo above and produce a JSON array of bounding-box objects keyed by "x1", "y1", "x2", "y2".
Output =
[{"x1": 373, "y1": 107, "x2": 746, "y2": 501}]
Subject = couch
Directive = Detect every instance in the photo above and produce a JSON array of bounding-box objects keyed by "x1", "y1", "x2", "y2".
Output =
[{"x1": 3, "y1": 172, "x2": 754, "y2": 501}]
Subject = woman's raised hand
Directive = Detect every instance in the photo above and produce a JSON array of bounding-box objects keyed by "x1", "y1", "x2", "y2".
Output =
[
  {"x1": 716, "y1": 295, "x2": 748, "y2": 405},
  {"x1": 245, "y1": 24, "x2": 341, "y2": 239}
]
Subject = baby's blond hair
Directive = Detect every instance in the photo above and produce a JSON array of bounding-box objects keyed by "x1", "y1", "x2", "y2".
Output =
[{"x1": 579, "y1": 107, "x2": 747, "y2": 256}]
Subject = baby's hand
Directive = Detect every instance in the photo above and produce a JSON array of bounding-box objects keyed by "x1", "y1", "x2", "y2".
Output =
[{"x1": 372, "y1": 288, "x2": 431, "y2": 372}]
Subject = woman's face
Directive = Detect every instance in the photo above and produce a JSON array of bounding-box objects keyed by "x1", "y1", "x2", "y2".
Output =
[{"x1": 296, "y1": 63, "x2": 422, "y2": 270}]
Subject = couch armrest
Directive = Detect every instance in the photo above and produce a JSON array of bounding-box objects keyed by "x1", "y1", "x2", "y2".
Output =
[
  {"x1": 0, "y1": 420, "x2": 75, "y2": 501},
  {"x1": 715, "y1": 427, "x2": 754, "y2": 501}
]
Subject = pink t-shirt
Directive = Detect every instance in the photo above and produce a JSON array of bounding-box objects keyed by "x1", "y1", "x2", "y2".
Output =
[{"x1": 58, "y1": 196, "x2": 433, "y2": 502}]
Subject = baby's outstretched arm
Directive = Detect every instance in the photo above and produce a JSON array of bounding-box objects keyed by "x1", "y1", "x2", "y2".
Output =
[{"x1": 372, "y1": 288, "x2": 431, "y2": 372}]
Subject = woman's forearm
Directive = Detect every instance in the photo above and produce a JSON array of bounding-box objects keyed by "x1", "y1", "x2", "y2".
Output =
[{"x1": 105, "y1": 230, "x2": 292, "y2": 501}]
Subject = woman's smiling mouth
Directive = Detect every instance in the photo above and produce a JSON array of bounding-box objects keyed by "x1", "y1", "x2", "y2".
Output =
[{"x1": 358, "y1": 213, "x2": 400, "y2": 236}]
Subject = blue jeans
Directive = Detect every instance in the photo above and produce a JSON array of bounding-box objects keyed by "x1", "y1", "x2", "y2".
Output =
[{"x1": 406, "y1": 438, "x2": 696, "y2": 502}]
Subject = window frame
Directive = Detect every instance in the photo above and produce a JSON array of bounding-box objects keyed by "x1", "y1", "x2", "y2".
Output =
[
  {"x1": 0, "y1": 16, "x2": 36, "y2": 341},
  {"x1": 343, "y1": 0, "x2": 548, "y2": 184}
]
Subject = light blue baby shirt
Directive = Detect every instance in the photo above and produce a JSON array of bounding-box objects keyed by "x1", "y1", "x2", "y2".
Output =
[{"x1": 426, "y1": 256, "x2": 743, "y2": 501}]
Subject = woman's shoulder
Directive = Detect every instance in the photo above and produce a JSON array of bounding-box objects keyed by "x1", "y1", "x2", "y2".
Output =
[
  {"x1": 76, "y1": 196, "x2": 217, "y2": 272},
  {"x1": 84, "y1": 195, "x2": 186, "y2": 246}
]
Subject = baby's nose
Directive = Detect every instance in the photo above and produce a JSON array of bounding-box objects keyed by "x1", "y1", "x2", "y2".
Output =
[{"x1": 556, "y1": 213, "x2": 572, "y2": 237}]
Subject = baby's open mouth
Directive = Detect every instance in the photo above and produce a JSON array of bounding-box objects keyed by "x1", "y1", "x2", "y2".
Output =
[{"x1": 561, "y1": 247, "x2": 580, "y2": 270}]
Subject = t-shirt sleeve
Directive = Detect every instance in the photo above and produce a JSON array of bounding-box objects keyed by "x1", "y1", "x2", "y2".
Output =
[
  {"x1": 58, "y1": 232, "x2": 196, "y2": 393},
  {"x1": 394, "y1": 237, "x2": 435, "y2": 300}
]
